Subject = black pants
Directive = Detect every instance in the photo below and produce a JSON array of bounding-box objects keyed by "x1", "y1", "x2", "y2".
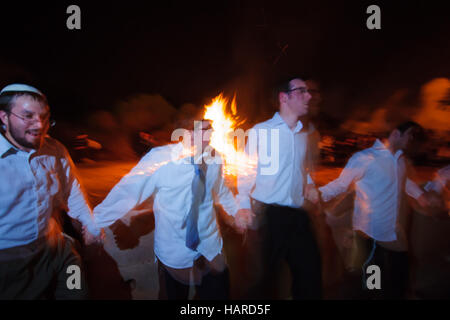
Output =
[
  {"x1": 261, "y1": 205, "x2": 322, "y2": 299},
  {"x1": 359, "y1": 237, "x2": 409, "y2": 300},
  {"x1": 158, "y1": 262, "x2": 230, "y2": 300}
]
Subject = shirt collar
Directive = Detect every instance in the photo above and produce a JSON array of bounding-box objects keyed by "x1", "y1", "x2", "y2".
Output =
[
  {"x1": 0, "y1": 133, "x2": 18, "y2": 158},
  {"x1": 174, "y1": 142, "x2": 209, "y2": 165},
  {"x1": 372, "y1": 139, "x2": 403, "y2": 159},
  {"x1": 372, "y1": 139, "x2": 386, "y2": 150},
  {"x1": 271, "y1": 112, "x2": 304, "y2": 133},
  {"x1": 0, "y1": 132, "x2": 44, "y2": 158}
]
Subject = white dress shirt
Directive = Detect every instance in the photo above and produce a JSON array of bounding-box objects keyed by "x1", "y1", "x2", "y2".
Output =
[
  {"x1": 237, "y1": 112, "x2": 313, "y2": 210},
  {"x1": 319, "y1": 139, "x2": 423, "y2": 242},
  {"x1": 0, "y1": 133, "x2": 98, "y2": 250},
  {"x1": 93, "y1": 142, "x2": 238, "y2": 269}
]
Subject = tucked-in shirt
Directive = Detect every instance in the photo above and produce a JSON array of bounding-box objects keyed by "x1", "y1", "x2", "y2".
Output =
[
  {"x1": 0, "y1": 133, "x2": 98, "y2": 250},
  {"x1": 93, "y1": 142, "x2": 238, "y2": 269},
  {"x1": 319, "y1": 139, "x2": 423, "y2": 242},
  {"x1": 237, "y1": 112, "x2": 313, "y2": 209}
]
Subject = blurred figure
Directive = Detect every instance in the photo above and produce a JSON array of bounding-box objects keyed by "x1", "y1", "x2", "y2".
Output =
[
  {"x1": 303, "y1": 79, "x2": 321, "y2": 172},
  {"x1": 0, "y1": 84, "x2": 100, "y2": 299},
  {"x1": 423, "y1": 165, "x2": 450, "y2": 216},
  {"x1": 409, "y1": 164, "x2": 450, "y2": 299},
  {"x1": 318, "y1": 121, "x2": 429, "y2": 299},
  {"x1": 93, "y1": 118, "x2": 252, "y2": 300},
  {"x1": 72, "y1": 134, "x2": 103, "y2": 163},
  {"x1": 236, "y1": 76, "x2": 322, "y2": 299},
  {"x1": 303, "y1": 80, "x2": 340, "y2": 296}
]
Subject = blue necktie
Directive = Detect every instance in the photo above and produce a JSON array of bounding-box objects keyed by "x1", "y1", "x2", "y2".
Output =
[{"x1": 185, "y1": 161, "x2": 206, "y2": 250}]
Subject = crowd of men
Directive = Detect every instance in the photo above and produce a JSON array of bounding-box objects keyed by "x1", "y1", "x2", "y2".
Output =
[{"x1": 0, "y1": 80, "x2": 448, "y2": 300}]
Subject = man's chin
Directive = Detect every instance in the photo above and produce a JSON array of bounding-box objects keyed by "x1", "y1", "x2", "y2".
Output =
[{"x1": 19, "y1": 138, "x2": 42, "y2": 150}]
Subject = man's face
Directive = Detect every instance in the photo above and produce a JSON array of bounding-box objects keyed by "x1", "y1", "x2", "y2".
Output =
[
  {"x1": 190, "y1": 119, "x2": 213, "y2": 151},
  {"x1": 0, "y1": 95, "x2": 50, "y2": 151},
  {"x1": 395, "y1": 128, "x2": 414, "y2": 151},
  {"x1": 305, "y1": 80, "x2": 321, "y2": 117},
  {"x1": 285, "y1": 79, "x2": 312, "y2": 117}
]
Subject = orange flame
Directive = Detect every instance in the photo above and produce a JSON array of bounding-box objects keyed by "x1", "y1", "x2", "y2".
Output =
[{"x1": 203, "y1": 94, "x2": 256, "y2": 177}]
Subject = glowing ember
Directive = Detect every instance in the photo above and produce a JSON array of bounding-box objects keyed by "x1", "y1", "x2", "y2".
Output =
[{"x1": 203, "y1": 94, "x2": 257, "y2": 177}]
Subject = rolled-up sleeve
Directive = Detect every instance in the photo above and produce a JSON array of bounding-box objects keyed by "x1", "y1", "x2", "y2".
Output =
[{"x1": 405, "y1": 178, "x2": 424, "y2": 200}]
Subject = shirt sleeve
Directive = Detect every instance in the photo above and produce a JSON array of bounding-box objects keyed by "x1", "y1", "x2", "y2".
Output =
[
  {"x1": 213, "y1": 164, "x2": 238, "y2": 217},
  {"x1": 425, "y1": 165, "x2": 450, "y2": 194},
  {"x1": 59, "y1": 144, "x2": 99, "y2": 236},
  {"x1": 93, "y1": 150, "x2": 161, "y2": 229},
  {"x1": 319, "y1": 153, "x2": 366, "y2": 202},
  {"x1": 405, "y1": 178, "x2": 424, "y2": 200},
  {"x1": 236, "y1": 127, "x2": 259, "y2": 210}
]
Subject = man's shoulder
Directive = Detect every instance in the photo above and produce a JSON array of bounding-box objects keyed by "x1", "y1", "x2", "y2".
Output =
[
  {"x1": 140, "y1": 143, "x2": 180, "y2": 163},
  {"x1": 253, "y1": 116, "x2": 280, "y2": 129},
  {"x1": 349, "y1": 147, "x2": 377, "y2": 163}
]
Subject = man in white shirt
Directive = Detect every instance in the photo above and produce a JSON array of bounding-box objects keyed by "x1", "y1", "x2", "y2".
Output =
[
  {"x1": 318, "y1": 121, "x2": 428, "y2": 299},
  {"x1": 0, "y1": 84, "x2": 100, "y2": 299},
  {"x1": 236, "y1": 76, "x2": 322, "y2": 299},
  {"x1": 93, "y1": 118, "x2": 250, "y2": 300}
]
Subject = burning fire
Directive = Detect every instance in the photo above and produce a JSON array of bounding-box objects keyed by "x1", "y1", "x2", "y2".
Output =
[{"x1": 203, "y1": 94, "x2": 257, "y2": 177}]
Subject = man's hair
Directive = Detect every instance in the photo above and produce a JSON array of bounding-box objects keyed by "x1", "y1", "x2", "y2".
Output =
[
  {"x1": 0, "y1": 91, "x2": 48, "y2": 113},
  {"x1": 174, "y1": 116, "x2": 207, "y2": 132},
  {"x1": 395, "y1": 121, "x2": 425, "y2": 141},
  {"x1": 272, "y1": 75, "x2": 305, "y2": 107}
]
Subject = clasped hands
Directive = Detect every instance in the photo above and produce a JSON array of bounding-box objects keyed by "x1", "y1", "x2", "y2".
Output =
[
  {"x1": 82, "y1": 226, "x2": 105, "y2": 246},
  {"x1": 234, "y1": 209, "x2": 256, "y2": 234},
  {"x1": 305, "y1": 183, "x2": 321, "y2": 205}
]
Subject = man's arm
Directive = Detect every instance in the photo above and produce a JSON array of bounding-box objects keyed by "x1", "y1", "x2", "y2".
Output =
[
  {"x1": 213, "y1": 165, "x2": 238, "y2": 217},
  {"x1": 319, "y1": 153, "x2": 365, "y2": 202},
  {"x1": 59, "y1": 144, "x2": 100, "y2": 239},
  {"x1": 236, "y1": 127, "x2": 259, "y2": 211},
  {"x1": 93, "y1": 150, "x2": 161, "y2": 230},
  {"x1": 214, "y1": 164, "x2": 255, "y2": 232}
]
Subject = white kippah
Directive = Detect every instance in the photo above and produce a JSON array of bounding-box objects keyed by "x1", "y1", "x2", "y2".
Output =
[{"x1": 0, "y1": 83, "x2": 44, "y2": 97}]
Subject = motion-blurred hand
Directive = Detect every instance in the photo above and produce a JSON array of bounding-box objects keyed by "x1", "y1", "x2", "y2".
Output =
[
  {"x1": 109, "y1": 220, "x2": 140, "y2": 250},
  {"x1": 74, "y1": 134, "x2": 102, "y2": 150},
  {"x1": 82, "y1": 226, "x2": 104, "y2": 246},
  {"x1": 234, "y1": 209, "x2": 255, "y2": 234},
  {"x1": 416, "y1": 193, "x2": 430, "y2": 209},
  {"x1": 305, "y1": 184, "x2": 320, "y2": 204}
]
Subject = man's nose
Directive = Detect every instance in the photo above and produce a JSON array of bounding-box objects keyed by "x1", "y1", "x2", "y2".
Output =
[
  {"x1": 32, "y1": 117, "x2": 46, "y2": 129},
  {"x1": 306, "y1": 92, "x2": 312, "y2": 100}
]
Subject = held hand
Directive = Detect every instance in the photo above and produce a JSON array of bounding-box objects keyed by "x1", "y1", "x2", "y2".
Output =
[
  {"x1": 416, "y1": 193, "x2": 430, "y2": 209},
  {"x1": 110, "y1": 220, "x2": 140, "y2": 250},
  {"x1": 82, "y1": 226, "x2": 104, "y2": 246},
  {"x1": 234, "y1": 209, "x2": 256, "y2": 233},
  {"x1": 305, "y1": 184, "x2": 320, "y2": 205}
]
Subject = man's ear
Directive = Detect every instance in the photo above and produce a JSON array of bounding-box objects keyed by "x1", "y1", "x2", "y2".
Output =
[
  {"x1": 279, "y1": 91, "x2": 288, "y2": 104},
  {"x1": 403, "y1": 127, "x2": 414, "y2": 138},
  {"x1": 0, "y1": 110, "x2": 8, "y2": 126},
  {"x1": 391, "y1": 129, "x2": 401, "y2": 139}
]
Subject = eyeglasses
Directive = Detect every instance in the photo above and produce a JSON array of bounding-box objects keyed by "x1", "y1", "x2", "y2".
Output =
[
  {"x1": 9, "y1": 111, "x2": 56, "y2": 127},
  {"x1": 287, "y1": 87, "x2": 309, "y2": 94}
]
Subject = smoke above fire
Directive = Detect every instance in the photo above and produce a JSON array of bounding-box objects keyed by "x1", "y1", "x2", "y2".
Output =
[
  {"x1": 413, "y1": 78, "x2": 449, "y2": 132},
  {"x1": 340, "y1": 78, "x2": 449, "y2": 134}
]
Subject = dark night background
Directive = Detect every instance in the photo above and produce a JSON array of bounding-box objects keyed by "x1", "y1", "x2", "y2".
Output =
[
  {"x1": 1, "y1": 1, "x2": 448, "y2": 301},
  {"x1": 0, "y1": 0, "x2": 449, "y2": 127}
]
